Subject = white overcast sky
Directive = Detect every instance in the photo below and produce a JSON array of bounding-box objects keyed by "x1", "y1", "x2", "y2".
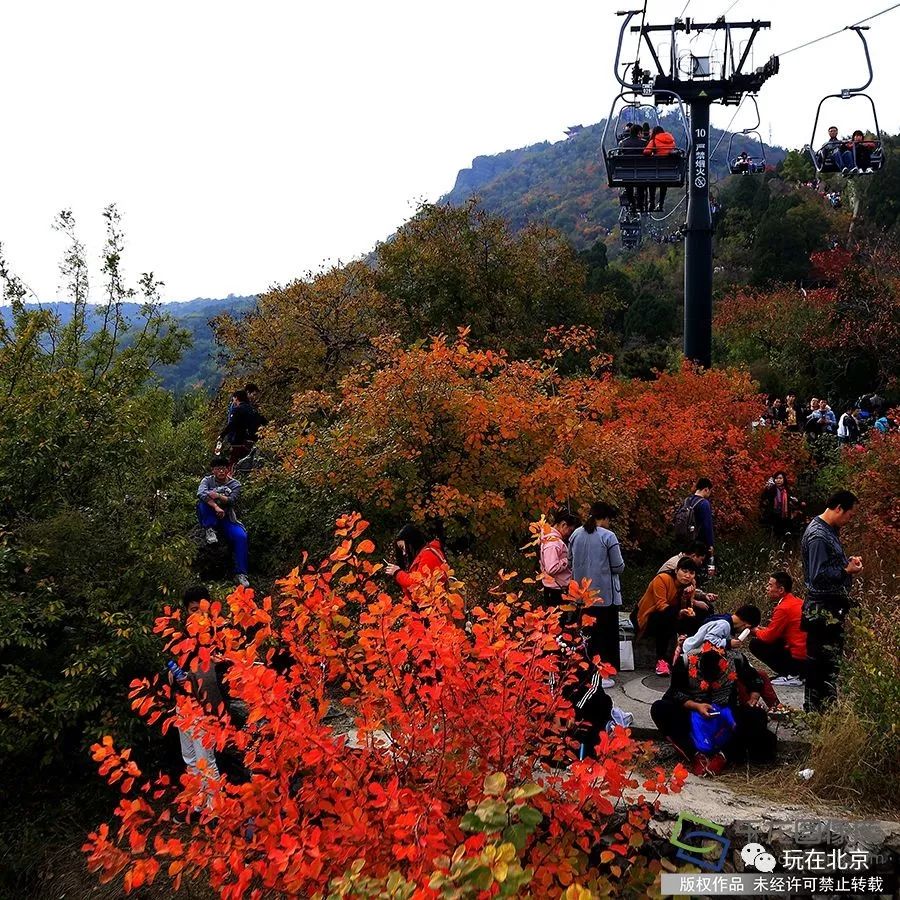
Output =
[{"x1": 1, "y1": 0, "x2": 898, "y2": 302}]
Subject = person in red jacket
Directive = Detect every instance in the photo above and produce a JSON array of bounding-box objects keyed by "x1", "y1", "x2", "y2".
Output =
[
  {"x1": 384, "y1": 524, "x2": 448, "y2": 597},
  {"x1": 749, "y1": 572, "x2": 808, "y2": 685},
  {"x1": 643, "y1": 125, "x2": 679, "y2": 212}
]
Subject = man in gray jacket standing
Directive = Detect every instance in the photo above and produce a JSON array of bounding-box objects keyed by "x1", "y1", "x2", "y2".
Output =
[
  {"x1": 800, "y1": 490, "x2": 863, "y2": 711},
  {"x1": 569, "y1": 502, "x2": 625, "y2": 686}
]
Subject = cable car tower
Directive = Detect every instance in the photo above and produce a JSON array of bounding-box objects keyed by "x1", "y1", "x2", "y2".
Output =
[{"x1": 610, "y1": 12, "x2": 779, "y2": 366}]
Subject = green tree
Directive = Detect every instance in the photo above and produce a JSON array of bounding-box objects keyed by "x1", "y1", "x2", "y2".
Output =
[
  {"x1": 0, "y1": 207, "x2": 199, "y2": 766},
  {"x1": 778, "y1": 149, "x2": 815, "y2": 185}
]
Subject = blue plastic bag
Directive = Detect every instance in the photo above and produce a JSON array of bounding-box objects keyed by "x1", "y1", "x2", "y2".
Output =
[{"x1": 690, "y1": 704, "x2": 736, "y2": 752}]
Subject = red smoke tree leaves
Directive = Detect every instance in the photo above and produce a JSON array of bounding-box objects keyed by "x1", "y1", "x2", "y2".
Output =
[{"x1": 84, "y1": 515, "x2": 686, "y2": 898}]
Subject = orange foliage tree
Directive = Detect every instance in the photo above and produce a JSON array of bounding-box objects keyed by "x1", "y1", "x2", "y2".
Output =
[
  {"x1": 83, "y1": 515, "x2": 686, "y2": 898},
  {"x1": 287, "y1": 330, "x2": 801, "y2": 551}
]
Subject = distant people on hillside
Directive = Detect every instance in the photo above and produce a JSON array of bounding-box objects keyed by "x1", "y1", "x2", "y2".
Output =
[
  {"x1": 800, "y1": 490, "x2": 863, "y2": 711},
  {"x1": 384, "y1": 524, "x2": 448, "y2": 599},
  {"x1": 760, "y1": 471, "x2": 805, "y2": 538},
  {"x1": 673, "y1": 478, "x2": 715, "y2": 571},
  {"x1": 217, "y1": 388, "x2": 268, "y2": 466},
  {"x1": 197, "y1": 456, "x2": 250, "y2": 588},
  {"x1": 749, "y1": 572, "x2": 807, "y2": 686},
  {"x1": 805, "y1": 399, "x2": 836, "y2": 436},
  {"x1": 632, "y1": 557, "x2": 699, "y2": 677},
  {"x1": 784, "y1": 392, "x2": 800, "y2": 432},
  {"x1": 765, "y1": 397, "x2": 786, "y2": 425},
  {"x1": 643, "y1": 125, "x2": 678, "y2": 211},
  {"x1": 837, "y1": 403, "x2": 861, "y2": 444},
  {"x1": 650, "y1": 644, "x2": 776, "y2": 776},
  {"x1": 539, "y1": 512, "x2": 580, "y2": 608},
  {"x1": 570, "y1": 502, "x2": 625, "y2": 686}
]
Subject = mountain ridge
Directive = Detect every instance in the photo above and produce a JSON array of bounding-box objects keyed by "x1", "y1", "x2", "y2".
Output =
[{"x1": 439, "y1": 119, "x2": 788, "y2": 249}]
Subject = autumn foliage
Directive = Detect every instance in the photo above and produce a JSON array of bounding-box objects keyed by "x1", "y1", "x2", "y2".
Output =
[
  {"x1": 83, "y1": 515, "x2": 686, "y2": 898},
  {"x1": 287, "y1": 328, "x2": 801, "y2": 551},
  {"x1": 715, "y1": 244, "x2": 900, "y2": 396}
]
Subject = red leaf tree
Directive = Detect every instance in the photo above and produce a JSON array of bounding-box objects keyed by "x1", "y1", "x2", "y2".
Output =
[{"x1": 84, "y1": 515, "x2": 686, "y2": 898}]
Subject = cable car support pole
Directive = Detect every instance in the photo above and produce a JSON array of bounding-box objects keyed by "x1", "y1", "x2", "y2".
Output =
[
  {"x1": 684, "y1": 98, "x2": 712, "y2": 366},
  {"x1": 628, "y1": 16, "x2": 778, "y2": 367}
]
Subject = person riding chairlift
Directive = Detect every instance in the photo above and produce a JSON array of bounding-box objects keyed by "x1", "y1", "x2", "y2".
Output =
[
  {"x1": 643, "y1": 125, "x2": 678, "y2": 212},
  {"x1": 833, "y1": 129, "x2": 877, "y2": 176}
]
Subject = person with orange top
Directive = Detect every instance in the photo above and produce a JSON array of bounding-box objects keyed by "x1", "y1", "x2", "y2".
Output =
[
  {"x1": 749, "y1": 572, "x2": 807, "y2": 685},
  {"x1": 643, "y1": 125, "x2": 678, "y2": 211},
  {"x1": 384, "y1": 524, "x2": 448, "y2": 597},
  {"x1": 632, "y1": 557, "x2": 699, "y2": 677}
]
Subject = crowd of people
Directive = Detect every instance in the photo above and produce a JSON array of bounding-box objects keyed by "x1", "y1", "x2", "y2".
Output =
[
  {"x1": 754, "y1": 391, "x2": 896, "y2": 439},
  {"x1": 177, "y1": 382, "x2": 874, "y2": 788},
  {"x1": 533, "y1": 480, "x2": 865, "y2": 778}
]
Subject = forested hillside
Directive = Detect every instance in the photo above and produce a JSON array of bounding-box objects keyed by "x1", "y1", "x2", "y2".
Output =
[
  {"x1": 0, "y1": 295, "x2": 256, "y2": 393},
  {"x1": 1, "y1": 138, "x2": 899, "y2": 897},
  {"x1": 440, "y1": 119, "x2": 787, "y2": 250}
]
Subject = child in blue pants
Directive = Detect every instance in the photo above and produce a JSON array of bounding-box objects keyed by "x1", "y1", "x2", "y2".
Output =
[{"x1": 196, "y1": 456, "x2": 250, "y2": 587}]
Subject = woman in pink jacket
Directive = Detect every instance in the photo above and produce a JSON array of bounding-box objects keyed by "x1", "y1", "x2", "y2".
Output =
[{"x1": 539, "y1": 512, "x2": 580, "y2": 607}]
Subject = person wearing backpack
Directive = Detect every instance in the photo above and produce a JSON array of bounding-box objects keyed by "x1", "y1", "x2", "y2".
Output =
[
  {"x1": 569, "y1": 502, "x2": 625, "y2": 687},
  {"x1": 674, "y1": 478, "x2": 716, "y2": 574}
]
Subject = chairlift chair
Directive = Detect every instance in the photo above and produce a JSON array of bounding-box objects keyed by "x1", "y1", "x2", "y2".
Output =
[
  {"x1": 803, "y1": 27, "x2": 885, "y2": 177},
  {"x1": 727, "y1": 96, "x2": 767, "y2": 174},
  {"x1": 602, "y1": 89, "x2": 691, "y2": 191},
  {"x1": 619, "y1": 208, "x2": 642, "y2": 249}
]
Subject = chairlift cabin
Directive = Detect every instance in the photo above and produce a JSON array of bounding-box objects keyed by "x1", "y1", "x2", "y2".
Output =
[
  {"x1": 621, "y1": 217, "x2": 642, "y2": 249},
  {"x1": 804, "y1": 27, "x2": 885, "y2": 177},
  {"x1": 602, "y1": 89, "x2": 691, "y2": 191},
  {"x1": 727, "y1": 96, "x2": 767, "y2": 174}
]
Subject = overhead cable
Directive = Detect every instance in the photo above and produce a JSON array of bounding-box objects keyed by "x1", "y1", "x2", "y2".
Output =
[{"x1": 777, "y1": 2, "x2": 900, "y2": 57}]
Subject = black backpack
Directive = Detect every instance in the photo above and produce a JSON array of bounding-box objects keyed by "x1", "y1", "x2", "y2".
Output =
[{"x1": 673, "y1": 495, "x2": 701, "y2": 543}]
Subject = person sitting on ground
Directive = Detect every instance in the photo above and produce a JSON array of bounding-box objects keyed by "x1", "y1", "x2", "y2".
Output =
[
  {"x1": 633, "y1": 557, "x2": 699, "y2": 677},
  {"x1": 651, "y1": 644, "x2": 776, "y2": 777},
  {"x1": 682, "y1": 604, "x2": 761, "y2": 655},
  {"x1": 643, "y1": 125, "x2": 678, "y2": 211},
  {"x1": 618, "y1": 124, "x2": 648, "y2": 213},
  {"x1": 539, "y1": 512, "x2": 580, "y2": 608},
  {"x1": 657, "y1": 540, "x2": 718, "y2": 612},
  {"x1": 679, "y1": 602, "x2": 790, "y2": 717},
  {"x1": 557, "y1": 626, "x2": 614, "y2": 760},
  {"x1": 749, "y1": 572, "x2": 807, "y2": 686},
  {"x1": 384, "y1": 524, "x2": 448, "y2": 598},
  {"x1": 569, "y1": 502, "x2": 625, "y2": 685},
  {"x1": 196, "y1": 456, "x2": 250, "y2": 588}
]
